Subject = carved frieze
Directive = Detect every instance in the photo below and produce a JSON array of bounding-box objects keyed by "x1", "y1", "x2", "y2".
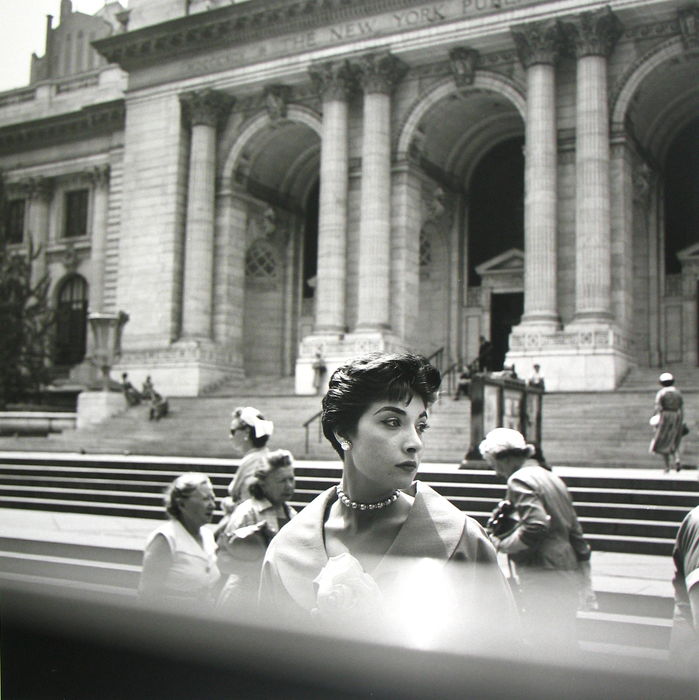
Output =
[
  {"x1": 562, "y1": 7, "x2": 623, "y2": 59},
  {"x1": 511, "y1": 19, "x2": 563, "y2": 68},
  {"x1": 308, "y1": 60, "x2": 357, "y2": 102},
  {"x1": 354, "y1": 52, "x2": 408, "y2": 95},
  {"x1": 180, "y1": 89, "x2": 235, "y2": 128},
  {"x1": 449, "y1": 47, "x2": 479, "y2": 87}
]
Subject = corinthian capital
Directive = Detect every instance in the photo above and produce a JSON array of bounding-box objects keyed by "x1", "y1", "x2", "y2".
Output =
[
  {"x1": 562, "y1": 7, "x2": 623, "y2": 59},
  {"x1": 354, "y1": 52, "x2": 408, "y2": 95},
  {"x1": 309, "y1": 60, "x2": 357, "y2": 101},
  {"x1": 180, "y1": 89, "x2": 235, "y2": 128},
  {"x1": 512, "y1": 19, "x2": 563, "y2": 68},
  {"x1": 23, "y1": 176, "x2": 54, "y2": 201},
  {"x1": 86, "y1": 164, "x2": 110, "y2": 188}
]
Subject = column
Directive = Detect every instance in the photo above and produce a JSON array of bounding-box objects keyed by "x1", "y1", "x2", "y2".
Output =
[
  {"x1": 512, "y1": 20, "x2": 562, "y2": 327},
  {"x1": 354, "y1": 52, "x2": 407, "y2": 332},
  {"x1": 566, "y1": 7, "x2": 622, "y2": 322},
  {"x1": 309, "y1": 60, "x2": 355, "y2": 334},
  {"x1": 179, "y1": 88, "x2": 234, "y2": 339},
  {"x1": 27, "y1": 177, "x2": 53, "y2": 286},
  {"x1": 88, "y1": 165, "x2": 110, "y2": 312}
]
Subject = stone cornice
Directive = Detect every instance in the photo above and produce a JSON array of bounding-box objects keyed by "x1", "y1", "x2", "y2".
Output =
[
  {"x1": 93, "y1": 0, "x2": 420, "y2": 71},
  {"x1": 0, "y1": 100, "x2": 125, "y2": 155}
]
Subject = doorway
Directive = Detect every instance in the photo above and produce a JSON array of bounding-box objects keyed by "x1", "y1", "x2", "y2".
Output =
[{"x1": 490, "y1": 292, "x2": 523, "y2": 371}]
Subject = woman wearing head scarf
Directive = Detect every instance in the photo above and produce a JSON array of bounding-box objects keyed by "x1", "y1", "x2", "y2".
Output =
[
  {"x1": 259, "y1": 352, "x2": 517, "y2": 650},
  {"x1": 216, "y1": 406, "x2": 274, "y2": 537},
  {"x1": 650, "y1": 372, "x2": 685, "y2": 472},
  {"x1": 479, "y1": 428, "x2": 595, "y2": 649}
]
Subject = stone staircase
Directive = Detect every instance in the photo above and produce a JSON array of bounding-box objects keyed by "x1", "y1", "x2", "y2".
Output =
[
  {"x1": 1, "y1": 453, "x2": 694, "y2": 659},
  {"x1": 2, "y1": 368, "x2": 699, "y2": 467}
]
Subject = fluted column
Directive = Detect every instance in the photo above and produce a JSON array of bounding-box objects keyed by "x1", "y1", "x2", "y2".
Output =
[
  {"x1": 354, "y1": 52, "x2": 407, "y2": 332},
  {"x1": 512, "y1": 20, "x2": 562, "y2": 327},
  {"x1": 179, "y1": 88, "x2": 234, "y2": 339},
  {"x1": 309, "y1": 60, "x2": 355, "y2": 334},
  {"x1": 566, "y1": 7, "x2": 622, "y2": 322},
  {"x1": 26, "y1": 177, "x2": 53, "y2": 286},
  {"x1": 88, "y1": 165, "x2": 110, "y2": 312}
]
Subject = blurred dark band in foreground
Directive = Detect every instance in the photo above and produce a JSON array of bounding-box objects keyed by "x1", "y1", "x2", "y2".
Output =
[{"x1": 2, "y1": 578, "x2": 697, "y2": 700}]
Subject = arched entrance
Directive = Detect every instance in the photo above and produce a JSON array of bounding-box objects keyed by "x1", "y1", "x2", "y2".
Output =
[
  {"x1": 399, "y1": 76, "x2": 525, "y2": 367},
  {"x1": 226, "y1": 109, "x2": 321, "y2": 378},
  {"x1": 54, "y1": 274, "x2": 88, "y2": 367},
  {"x1": 614, "y1": 41, "x2": 699, "y2": 366}
]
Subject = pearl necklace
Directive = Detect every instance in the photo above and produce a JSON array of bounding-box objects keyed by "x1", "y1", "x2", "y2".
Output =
[{"x1": 335, "y1": 485, "x2": 400, "y2": 511}]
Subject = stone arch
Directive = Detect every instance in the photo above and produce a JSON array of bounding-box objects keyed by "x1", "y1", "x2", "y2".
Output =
[
  {"x1": 220, "y1": 104, "x2": 322, "y2": 184},
  {"x1": 610, "y1": 37, "x2": 685, "y2": 129},
  {"x1": 395, "y1": 72, "x2": 526, "y2": 159}
]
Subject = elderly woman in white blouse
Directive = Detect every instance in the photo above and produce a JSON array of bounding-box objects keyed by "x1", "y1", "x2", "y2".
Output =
[{"x1": 138, "y1": 472, "x2": 219, "y2": 607}]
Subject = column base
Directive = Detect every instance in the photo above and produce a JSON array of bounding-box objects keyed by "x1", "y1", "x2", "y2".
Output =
[
  {"x1": 295, "y1": 331, "x2": 405, "y2": 395},
  {"x1": 506, "y1": 321, "x2": 633, "y2": 391},
  {"x1": 116, "y1": 338, "x2": 244, "y2": 397}
]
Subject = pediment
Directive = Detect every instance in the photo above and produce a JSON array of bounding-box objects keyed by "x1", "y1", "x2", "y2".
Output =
[
  {"x1": 475, "y1": 248, "x2": 524, "y2": 275},
  {"x1": 677, "y1": 242, "x2": 699, "y2": 263}
]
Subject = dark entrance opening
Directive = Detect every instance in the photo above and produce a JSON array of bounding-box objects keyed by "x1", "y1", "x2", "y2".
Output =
[
  {"x1": 490, "y1": 292, "x2": 523, "y2": 372},
  {"x1": 55, "y1": 275, "x2": 88, "y2": 367}
]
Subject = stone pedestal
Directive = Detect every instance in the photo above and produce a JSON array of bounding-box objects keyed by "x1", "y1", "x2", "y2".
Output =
[
  {"x1": 77, "y1": 390, "x2": 127, "y2": 429},
  {"x1": 506, "y1": 322, "x2": 632, "y2": 391},
  {"x1": 295, "y1": 331, "x2": 404, "y2": 395}
]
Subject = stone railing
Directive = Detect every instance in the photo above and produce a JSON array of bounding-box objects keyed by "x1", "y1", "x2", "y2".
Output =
[{"x1": 0, "y1": 411, "x2": 76, "y2": 436}]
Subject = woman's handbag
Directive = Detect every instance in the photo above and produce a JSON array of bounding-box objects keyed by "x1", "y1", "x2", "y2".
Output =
[{"x1": 682, "y1": 423, "x2": 690, "y2": 437}]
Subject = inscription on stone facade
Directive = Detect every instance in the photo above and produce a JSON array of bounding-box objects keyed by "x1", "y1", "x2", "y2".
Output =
[{"x1": 168, "y1": 0, "x2": 547, "y2": 88}]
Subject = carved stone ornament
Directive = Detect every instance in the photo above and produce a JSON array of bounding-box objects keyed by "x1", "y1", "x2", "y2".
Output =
[
  {"x1": 24, "y1": 176, "x2": 54, "y2": 201},
  {"x1": 62, "y1": 242, "x2": 80, "y2": 271},
  {"x1": 179, "y1": 89, "x2": 235, "y2": 128},
  {"x1": 679, "y1": 7, "x2": 699, "y2": 50},
  {"x1": 449, "y1": 47, "x2": 479, "y2": 87},
  {"x1": 562, "y1": 6, "x2": 623, "y2": 59},
  {"x1": 308, "y1": 60, "x2": 357, "y2": 102},
  {"x1": 87, "y1": 164, "x2": 110, "y2": 188},
  {"x1": 426, "y1": 186, "x2": 446, "y2": 223},
  {"x1": 355, "y1": 52, "x2": 408, "y2": 95},
  {"x1": 512, "y1": 20, "x2": 563, "y2": 68},
  {"x1": 409, "y1": 127, "x2": 426, "y2": 161},
  {"x1": 264, "y1": 85, "x2": 291, "y2": 126},
  {"x1": 633, "y1": 162, "x2": 654, "y2": 203}
]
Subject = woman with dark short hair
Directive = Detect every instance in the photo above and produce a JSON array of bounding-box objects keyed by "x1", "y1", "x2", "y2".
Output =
[
  {"x1": 260, "y1": 352, "x2": 517, "y2": 647},
  {"x1": 138, "y1": 472, "x2": 219, "y2": 607}
]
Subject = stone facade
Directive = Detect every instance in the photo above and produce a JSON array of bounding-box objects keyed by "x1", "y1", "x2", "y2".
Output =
[{"x1": 1, "y1": 0, "x2": 698, "y2": 394}]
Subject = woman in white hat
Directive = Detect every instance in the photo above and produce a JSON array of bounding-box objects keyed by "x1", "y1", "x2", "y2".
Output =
[
  {"x1": 479, "y1": 428, "x2": 595, "y2": 650},
  {"x1": 650, "y1": 373, "x2": 684, "y2": 473}
]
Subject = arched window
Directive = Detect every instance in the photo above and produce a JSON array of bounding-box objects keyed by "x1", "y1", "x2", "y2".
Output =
[{"x1": 55, "y1": 275, "x2": 88, "y2": 366}]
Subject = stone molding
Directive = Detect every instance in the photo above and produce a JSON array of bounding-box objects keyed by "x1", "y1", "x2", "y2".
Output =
[
  {"x1": 678, "y1": 7, "x2": 699, "y2": 50},
  {"x1": 119, "y1": 343, "x2": 239, "y2": 367},
  {"x1": 180, "y1": 89, "x2": 234, "y2": 127},
  {"x1": 562, "y1": 7, "x2": 623, "y2": 59},
  {"x1": 17, "y1": 176, "x2": 55, "y2": 201},
  {"x1": 512, "y1": 19, "x2": 563, "y2": 68},
  {"x1": 449, "y1": 47, "x2": 479, "y2": 87},
  {"x1": 355, "y1": 52, "x2": 408, "y2": 95},
  {"x1": 308, "y1": 60, "x2": 357, "y2": 102},
  {"x1": 509, "y1": 327, "x2": 632, "y2": 354},
  {"x1": 0, "y1": 100, "x2": 125, "y2": 156}
]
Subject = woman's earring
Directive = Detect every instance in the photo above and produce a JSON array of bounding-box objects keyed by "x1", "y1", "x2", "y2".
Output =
[{"x1": 340, "y1": 440, "x2": 351, "y2": 451}]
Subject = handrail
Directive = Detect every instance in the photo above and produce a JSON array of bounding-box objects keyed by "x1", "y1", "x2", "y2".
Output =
[
  {"x1": 303, "y1": 409, "x2": 322, "y2": 455},
  {"x1": 441, "y1": 360, "x2": 461, "y2": 396},
  {"x1": 426, "y1": 347, "x2": 444, "y2": 373}
]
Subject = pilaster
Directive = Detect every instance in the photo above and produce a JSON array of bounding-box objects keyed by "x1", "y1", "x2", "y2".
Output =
[{"x1": 87, "y1": 164, "x2": 110, "y2": 313}]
